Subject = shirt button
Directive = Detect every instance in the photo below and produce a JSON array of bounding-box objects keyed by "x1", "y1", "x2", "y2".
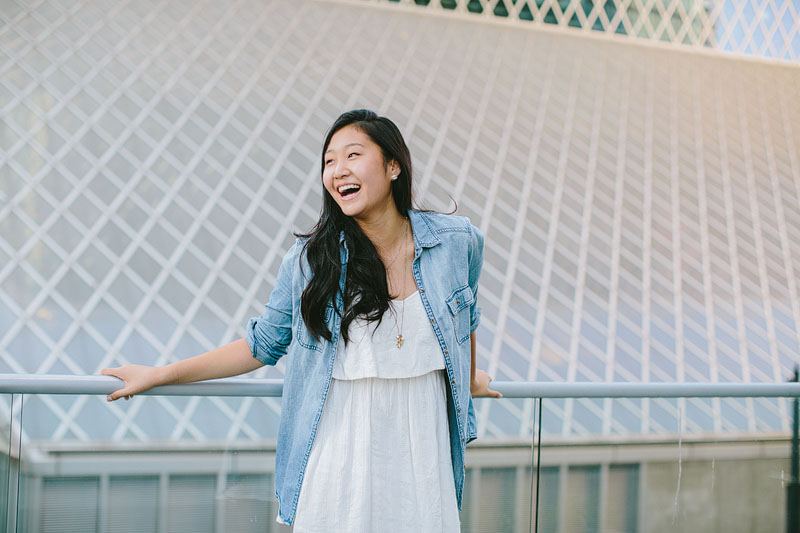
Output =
[
  {"x1": 430, "y1": 318, "x2": 435, "y2": 323},
  {"x1": 444, "y1": 350, "x2": 448, "y2": 355},
  {"x1": 456, "y1": 299, "x2": 460, "y2": 305},
  {"x1": 457, "y1": 407, "x2": 461, "y2": 413},
  {"x1": 419, "y1": 288, "x2": 424, "y2": 293},
  {"x1": 461, "y1": 437, "x2": 465, "y2": 442},
  {"x1": 451, "y1": 379, "x2": 456, "y2": 384}
]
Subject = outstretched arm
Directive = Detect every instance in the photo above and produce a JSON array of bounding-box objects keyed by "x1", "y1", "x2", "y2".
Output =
[
  {"x1": 469, "y1": 332, "x2": 502, "y2": 398},
  {"x1": 101, "y1": 338, "x2": 263, "y2": 401},
  {"x1": 102, "y1": 238, "x2": 302, "y2": 401}
]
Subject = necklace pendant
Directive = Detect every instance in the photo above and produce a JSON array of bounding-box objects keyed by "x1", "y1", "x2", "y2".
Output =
[{"x1": 396, "y1": 334, "x2": 404, "y2": 348}]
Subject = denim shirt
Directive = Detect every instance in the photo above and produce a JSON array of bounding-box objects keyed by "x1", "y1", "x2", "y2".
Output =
[{"x1": 246, "y1": 209, "x2": 484, "y2": 526}]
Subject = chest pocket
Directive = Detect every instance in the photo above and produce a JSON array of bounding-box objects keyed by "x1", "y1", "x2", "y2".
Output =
[
  {"x1": 296, "y1": 305, "x2": 335, "y2": 352},
  {"x1": 446, "y1": 285, "x2": 474, "y2": 344}
]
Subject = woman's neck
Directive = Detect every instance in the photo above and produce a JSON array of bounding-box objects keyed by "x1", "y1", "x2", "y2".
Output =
[{"x1": 356, "y1": 208, "x2": 409, "y2": 254}]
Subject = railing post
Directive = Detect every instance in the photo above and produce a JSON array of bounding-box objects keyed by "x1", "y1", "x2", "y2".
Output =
[
  {"x1": 788, "y1": 366, "x2": 799, "y2": 533},
  {"x1": 6, "y1": 393, "x2": 23, "y2": 533},
  {"x1": 533, "y1": 398, "x2": 542, "y2": 533}
]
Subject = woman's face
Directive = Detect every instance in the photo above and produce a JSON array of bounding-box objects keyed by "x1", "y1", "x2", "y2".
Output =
[{"x1": 322, "y1": 125, "x2": 399, "y2": 221}]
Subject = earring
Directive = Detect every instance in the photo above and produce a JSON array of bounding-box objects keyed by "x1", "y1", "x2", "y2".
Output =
[{"x1": 391, "y1": 175, "x2": 398, "y2": 181}]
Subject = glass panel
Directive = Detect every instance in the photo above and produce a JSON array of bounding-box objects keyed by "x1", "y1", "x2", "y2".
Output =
[
  {"x1": 7, "y1": 389, "x2": 800, "y2": 531},
  {"x1": 167, "y1": 475, "x2": 216, "y2": 533},
  {"x1": 462, "y1": 396, "x2": 537, "y2": 532},
  {"x1": 17, "y1": 393, "x2": 289, "y2": 532},
  {"x1": 606, "y1": 464, "x2": 639, "y2": 531},
  {"x1": 534, "y1": 396, "x2": 797, "y2": 532},
  {"x1": 535, "y1": 464, "x2": 560, "y2": 533},
  {"x1": 223, "y1": 473, "x2": 277, "y2": 531},
  {"x1": 39, "y1": 477, "x2": 100, "y2": 531},
  {"x1": 565, "y1": 465, "x2": 601, "y2": 531},
  {"x1": 13, "y1": 392, "x2": 542, "y2": 533},
  {"x1": 108, "y1": 476, "x2": 160, "y2": 532},
  {"x1": 0, "y1": 394, "x2": 12, "y2": 529}
]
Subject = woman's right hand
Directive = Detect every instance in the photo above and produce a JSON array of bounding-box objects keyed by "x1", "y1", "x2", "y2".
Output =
[{"x1": 101, "y1": 364, "x2": 168, "y2": 402}]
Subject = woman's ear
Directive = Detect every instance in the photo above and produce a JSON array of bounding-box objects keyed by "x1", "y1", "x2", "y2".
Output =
[{"x1": 389, "y1": 160, "x2": 400, "y2": 180}]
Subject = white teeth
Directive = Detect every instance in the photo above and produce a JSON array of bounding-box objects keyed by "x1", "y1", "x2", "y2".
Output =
[{"x1": 338, "y1": 184, "x2": 360, "y2": 194}]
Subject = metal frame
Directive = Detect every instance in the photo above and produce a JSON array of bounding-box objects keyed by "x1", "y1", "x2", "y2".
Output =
[{"x1": 0, "y1": 374, "x2": 798, "y2": 398}]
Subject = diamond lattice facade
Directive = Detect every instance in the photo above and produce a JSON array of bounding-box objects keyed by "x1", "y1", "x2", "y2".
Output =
[{"x1": 1, "y1": 0, "x2": 800, "y2": 448}]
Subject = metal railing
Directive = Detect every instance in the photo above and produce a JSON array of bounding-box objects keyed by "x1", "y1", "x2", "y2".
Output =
[{"x1": 1, "y1": 374, "x2": 799, "y2": 397}]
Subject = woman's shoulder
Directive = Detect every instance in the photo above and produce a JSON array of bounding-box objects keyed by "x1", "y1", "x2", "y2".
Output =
[
  {"x1": 411, "y1": 209, "x2": 475, "y2": 234},
  {"x1": 275, "y1": 235, "x2": 310, "y2": 278}
]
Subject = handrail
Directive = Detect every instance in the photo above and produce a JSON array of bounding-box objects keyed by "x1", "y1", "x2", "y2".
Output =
[{"x1": 1, "y1": 374, "x2": 799, "y2": 398}]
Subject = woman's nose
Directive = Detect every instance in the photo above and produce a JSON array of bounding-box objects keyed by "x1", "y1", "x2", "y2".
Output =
[{"x1": 333, "y1": 161, "x2": 348, "y2": 177}]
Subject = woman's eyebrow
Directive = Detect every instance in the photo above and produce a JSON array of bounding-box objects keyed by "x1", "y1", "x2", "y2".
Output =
[{"x1": 325, "y1": 142, "x2": 364, "y2": 154}]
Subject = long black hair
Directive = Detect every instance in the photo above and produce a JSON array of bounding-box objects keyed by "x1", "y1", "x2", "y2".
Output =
[{"x1": 295, "y1": 109, "x2": 415, "y2": 345}]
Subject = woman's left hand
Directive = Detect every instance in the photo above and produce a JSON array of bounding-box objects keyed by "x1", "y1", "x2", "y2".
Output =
[{"x1": 471, "y1": 369, "x2": 503, "y2": 398}]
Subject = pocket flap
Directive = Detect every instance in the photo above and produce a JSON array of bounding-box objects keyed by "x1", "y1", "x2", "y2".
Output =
[{"x1": 446, "y1": 285, "x2": 474, "y2": 315}]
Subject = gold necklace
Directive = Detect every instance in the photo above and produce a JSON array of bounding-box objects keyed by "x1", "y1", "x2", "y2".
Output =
[
  {"x1": 395, "y1": 269, "x2": 407, "y2": 349},
  {"x1": 387, "y1": 220, "x2": 410, "y2": 349}
]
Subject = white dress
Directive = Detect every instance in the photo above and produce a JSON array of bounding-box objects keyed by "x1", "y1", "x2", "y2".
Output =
[{"x1": 289, "y1": 290, "x2": 461, "y2": 532}]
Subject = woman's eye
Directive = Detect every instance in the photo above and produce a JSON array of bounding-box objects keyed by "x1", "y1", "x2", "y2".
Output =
[
  {"x1": 348, "y1": 152, "x2": 358, "y2": 158},
  {"x1": 325, "y1": 159, "x2": 334, "y2": 165}
]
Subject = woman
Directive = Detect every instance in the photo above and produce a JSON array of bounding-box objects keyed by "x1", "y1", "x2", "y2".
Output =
[{"x1": 102, "y1": 109, "x2": 501, "y2": 531}]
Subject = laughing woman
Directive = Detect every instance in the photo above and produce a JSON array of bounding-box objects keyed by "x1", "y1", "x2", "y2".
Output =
[{"x1": 102, "y1": 109, "x2": 500, "y2": 532}]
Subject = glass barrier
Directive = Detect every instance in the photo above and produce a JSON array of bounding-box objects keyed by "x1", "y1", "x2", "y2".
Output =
[
  {"x1": 533, "y1": 396, "x2": 796, "y2": 533},
  {"x1": 5, "y1": 389, "x2": 799, "y2": 532},
  {"x1": 14, "y1": 392, "x2": 540, "y2": 533},
  {"x1": 463, "y1": 396, "x2": 538, "y2": 532},
  {"x1": 1, "y1": 394, "x2": 14, "y2": 531},
  {"x1": 15, "y1": 393, "x2": 290, "y2": 532}
]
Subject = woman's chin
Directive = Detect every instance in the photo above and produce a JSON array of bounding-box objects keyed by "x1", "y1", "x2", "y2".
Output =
[{"x1": 337, "y1": 197, "x2": 368, "y2": 217}]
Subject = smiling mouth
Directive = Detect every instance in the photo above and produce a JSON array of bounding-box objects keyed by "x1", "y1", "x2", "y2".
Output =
[{"x1": 337, "y1": 184, "x2": 361, "y2": 199}]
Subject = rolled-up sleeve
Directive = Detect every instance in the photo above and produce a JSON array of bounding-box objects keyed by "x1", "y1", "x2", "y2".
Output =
[
  {"x1": 246, "y1": 239, "x2": 299, "y2": 366},
  {"x1": 467, "y1": 223, "x2": 484, "y2": 334}
]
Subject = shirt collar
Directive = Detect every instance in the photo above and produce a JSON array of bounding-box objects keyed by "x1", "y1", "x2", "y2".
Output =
[
  {"x1": 407, "y1": 209, "x2": 440, "y2": 249},
  {"x1": 336, "y1": 208, "x2": 441, "y2": 249}
]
